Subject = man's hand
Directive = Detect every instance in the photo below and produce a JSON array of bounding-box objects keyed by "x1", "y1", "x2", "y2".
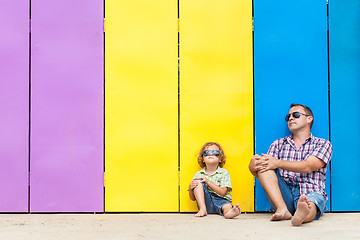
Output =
[
  {"x1": 255, "y1": 154, "x2": 280, "y2": 173},
  {"x1": 249, "y1": 154, "x2": 262, "y2": 177}
]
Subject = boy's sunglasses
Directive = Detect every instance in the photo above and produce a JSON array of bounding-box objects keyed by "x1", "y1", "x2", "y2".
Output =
[
  {"x1": 202, "y1": 150, "x2": 220, "y2": 157},
  {"x1": 285, "y1": 112, "x2": 310, "y2": 122}
]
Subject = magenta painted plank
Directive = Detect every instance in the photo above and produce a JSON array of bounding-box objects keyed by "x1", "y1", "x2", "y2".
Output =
[
  {"x1": 0, "y1": 1, "x2": 29, "y2": 212},
  {"x1": 30, "y1": 0, "x2": 103, "y2": 212}
]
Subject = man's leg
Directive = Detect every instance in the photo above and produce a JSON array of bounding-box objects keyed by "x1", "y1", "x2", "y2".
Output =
[
  {"x1": 258, "y1": 170, "x2": 292, "y2": 221},
  {"x1": 291, "y1": 192, "x2": 326, "y2": 226},
  {"x1": 291, "y1": 194, "x2": 317, "y2": 226}
]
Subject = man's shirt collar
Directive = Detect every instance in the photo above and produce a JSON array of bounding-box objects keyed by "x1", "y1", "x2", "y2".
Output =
[{"x1": 285, "y1": 133, "x2": 313, "y2": 148}]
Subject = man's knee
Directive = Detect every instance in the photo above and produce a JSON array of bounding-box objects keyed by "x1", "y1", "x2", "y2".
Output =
[{"x1": 257, "y1": 169, "x2": 277, "y2": 181}]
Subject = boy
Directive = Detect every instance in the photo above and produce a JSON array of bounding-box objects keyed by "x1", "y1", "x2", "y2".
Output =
[{"x1": 188, "y1": 142, "x2": 241, "y2": 218}]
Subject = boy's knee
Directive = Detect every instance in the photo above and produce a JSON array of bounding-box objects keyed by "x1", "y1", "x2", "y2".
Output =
[
  {"x1": 193, "y1": 180, "x2": 203, "y2": 187},
  {"x1": 193, "y1": 181, "x2": 206, "y2": 192},
  {"x1": 221, "y1": 203, "x2": 232, "y2": 209},
  {"x1": 193, "y1": 179, "x2": 206, "y2": 188}
]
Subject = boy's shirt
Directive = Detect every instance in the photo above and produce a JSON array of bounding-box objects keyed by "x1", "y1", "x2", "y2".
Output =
[{"x1": 193, "y1": 167, "x2": 232, "y2": 202}]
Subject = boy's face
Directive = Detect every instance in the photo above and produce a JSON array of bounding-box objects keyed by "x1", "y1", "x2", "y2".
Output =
[{"x1": 203, "y1": 145, "x2": 221, "y2": 166}]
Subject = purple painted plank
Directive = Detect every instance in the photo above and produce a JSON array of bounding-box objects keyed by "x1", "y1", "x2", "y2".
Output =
[
  {"x1": 30, "y1": 0, "x2": 103, "y2": 212},
  {"x1": 0, "y1": 1, "x2": 29, "y2": 212}
]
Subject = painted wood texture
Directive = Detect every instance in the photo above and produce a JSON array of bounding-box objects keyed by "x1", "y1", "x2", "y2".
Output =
[
  {"x1": 30, "y1": 0, "x2": 104, "y2": 212},
  {"x1": 254, "y1": 0, "x2": 330, "y2": 211},
  {"x1": 179, "y1": 0, "x2": 254, "y2": 212},
  {"x1": 105, "y1": 0, "x2": 178, "y2": 211},
  {"x1": 0, "y1": 0, "x2": 29, "y2": 212},
  {"x1": 329, "y1": 0, "x2": 360, "y2": 211}
]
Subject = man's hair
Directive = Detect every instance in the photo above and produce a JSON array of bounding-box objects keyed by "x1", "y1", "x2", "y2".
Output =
[
  {"x1": 197, "y1": 142, "x2": 226, "y2": 168},
  {"x1": 290, "y1": 103, "x2": 314, "y2": 129}
]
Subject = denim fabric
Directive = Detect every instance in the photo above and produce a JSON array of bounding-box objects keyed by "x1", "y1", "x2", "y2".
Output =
[
  {"x1": 195, "y1": 182, "x2": 231, "y2": 216},
  {"x1": 265, "y1": 169, "x2": 327, "y2": 220}
]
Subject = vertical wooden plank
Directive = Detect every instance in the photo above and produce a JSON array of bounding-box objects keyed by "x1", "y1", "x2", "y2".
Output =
[
  {"x1": 105, "y1": 0, "x2": 178, "y2": 211},
  {"x1": 179, "y1": 0, "x2": 254, "y2": 212},
  {"x1": 254, "y1": 0, "x2": 329, "y2": 211},
  {"x1": 329, "y1": 0, "x2": 360, "y2": 211},
  {"x1": 30, "y1": 0, "x2": 104, "y2": 212},
  {"x1": 0, "y1": 0, "x2": 29, "y2": 212}
]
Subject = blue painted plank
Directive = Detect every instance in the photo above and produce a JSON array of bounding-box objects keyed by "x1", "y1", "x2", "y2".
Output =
[
  {"x1": 254, "y1": 0, "x2": 330, "y2": 211},
  {"x1": 329, "y1": 0, "x2": 360, "y2": 211}
]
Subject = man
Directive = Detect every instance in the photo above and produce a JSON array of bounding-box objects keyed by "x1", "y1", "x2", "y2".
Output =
[{"x1": 249, "y1": 103, "x2": 332, "y2": 226}]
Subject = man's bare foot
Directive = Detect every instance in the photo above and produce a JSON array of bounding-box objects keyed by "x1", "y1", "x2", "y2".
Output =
[
  {"x1": 270, "y1": 207, "x2": 292, "y2": 221},
  {"x1": 224, "y1": 204, "x2": 241, "y2": 219},
  {"x1": 195, "y1": 209, "x2": 207, "y2": 217},
  {"x1": 291, "y1": 194, "x2": 311, "y2": 226}
]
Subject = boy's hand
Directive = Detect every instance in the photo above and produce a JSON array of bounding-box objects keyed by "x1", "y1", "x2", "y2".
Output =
[
  {"x1": 196, "y1": 176, "x2": 208, "y2": 184},
  {"x1": 189, "y1": 176, "x2": 208, "y2": 191},
  {"x1": 189, "y1": 179, "x2": 201, "y2": 190}
]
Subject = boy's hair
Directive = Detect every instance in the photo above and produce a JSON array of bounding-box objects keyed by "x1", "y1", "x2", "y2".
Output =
[
  {"x1": 290, "y1": 103, "x2": 314, "y2": 129},
  {"x1": 197, "y1": 142, "x2": 226, "y2": 168}
]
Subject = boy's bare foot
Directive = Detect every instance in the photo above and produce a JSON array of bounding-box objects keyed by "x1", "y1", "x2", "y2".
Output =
[
  {"x1": 195, "y1": 209, "x2": 207, "y2": 217},
  {"x1": 224, "y1": 204, "x2": 241, "y2": 219},
  {"x1": 270, "y1": 207, "x2": 292, "y2": 221},
  {"x1": 291, "y1": 194, "x2": 311, "y2": 226}
]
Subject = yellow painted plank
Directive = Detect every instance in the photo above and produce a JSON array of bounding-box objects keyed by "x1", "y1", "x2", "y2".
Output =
[
  {"x1": 105, "y1": 0, "x2": 178, "y2": 211},
  {"x1": 179, "y1": 0, "x2": 254, "y2": 212}
]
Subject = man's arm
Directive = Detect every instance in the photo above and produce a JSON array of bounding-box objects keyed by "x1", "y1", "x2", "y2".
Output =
[{"x1": 256, "y1": 154, "x2": 326, "y2": 174}]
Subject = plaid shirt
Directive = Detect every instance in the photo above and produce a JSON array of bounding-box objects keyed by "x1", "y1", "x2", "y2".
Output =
[
  {"x1": 193, "y1": 167, "x2": 232, "y2": 202},
  {"x1": 267, "y1": 134, "x2": 332, "y2": 199}
]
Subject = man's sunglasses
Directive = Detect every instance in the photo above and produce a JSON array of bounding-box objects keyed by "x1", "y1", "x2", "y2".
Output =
[
  {"x1": 285, "y1": 112, "x2": 310, "y2": 122},
  {"x1": 202, "y1": 150, "x2": 220, "y2": 157}
]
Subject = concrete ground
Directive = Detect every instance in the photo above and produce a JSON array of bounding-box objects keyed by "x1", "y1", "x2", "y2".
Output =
[{"x1": 0, "y1": 213, "x2": 359, "y2": 240}]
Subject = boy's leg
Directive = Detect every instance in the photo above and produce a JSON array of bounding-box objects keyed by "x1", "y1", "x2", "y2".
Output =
[
  {"x1": 258, "y1": 169, "x2": 292, "y2": 221},
  {"x1": 222, "y1": 203, "x2": 241, "y2": 219},
  {"x1": 193, "y1": 180, "x2": 207, "y2": 217},
  {"x1": 212, "y1": 195, "x2": 240, "y2": 219}
]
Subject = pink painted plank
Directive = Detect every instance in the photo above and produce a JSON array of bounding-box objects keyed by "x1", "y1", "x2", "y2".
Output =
[
  {"x1": 30, "y1": 0, "x2": 103, "y2": 212},
  {"x1": 0, "y1": 0, "x2": 29, "y2": 212}
]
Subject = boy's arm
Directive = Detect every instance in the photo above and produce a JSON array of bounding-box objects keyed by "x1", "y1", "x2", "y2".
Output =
[{"x1": 197, "y1": 176, "x2": 228, "y2": 197}]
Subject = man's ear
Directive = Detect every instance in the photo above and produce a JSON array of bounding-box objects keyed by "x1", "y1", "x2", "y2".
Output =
[{"x1": 307, "y1": 115, "x2": 313, "y2": 125}]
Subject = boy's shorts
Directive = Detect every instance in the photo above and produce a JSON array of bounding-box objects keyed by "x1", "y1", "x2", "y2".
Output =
[
  {"x1": 265, "y1": 169, "x2": 327, "y2": 220},
  {"x1": 195, "y1": 182, "x2": 231, "y2": 216}
]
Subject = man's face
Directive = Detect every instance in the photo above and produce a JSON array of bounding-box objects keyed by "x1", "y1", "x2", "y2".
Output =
[{"x1": 287, "y1": 106, "x2": 312, "y2": 132}]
